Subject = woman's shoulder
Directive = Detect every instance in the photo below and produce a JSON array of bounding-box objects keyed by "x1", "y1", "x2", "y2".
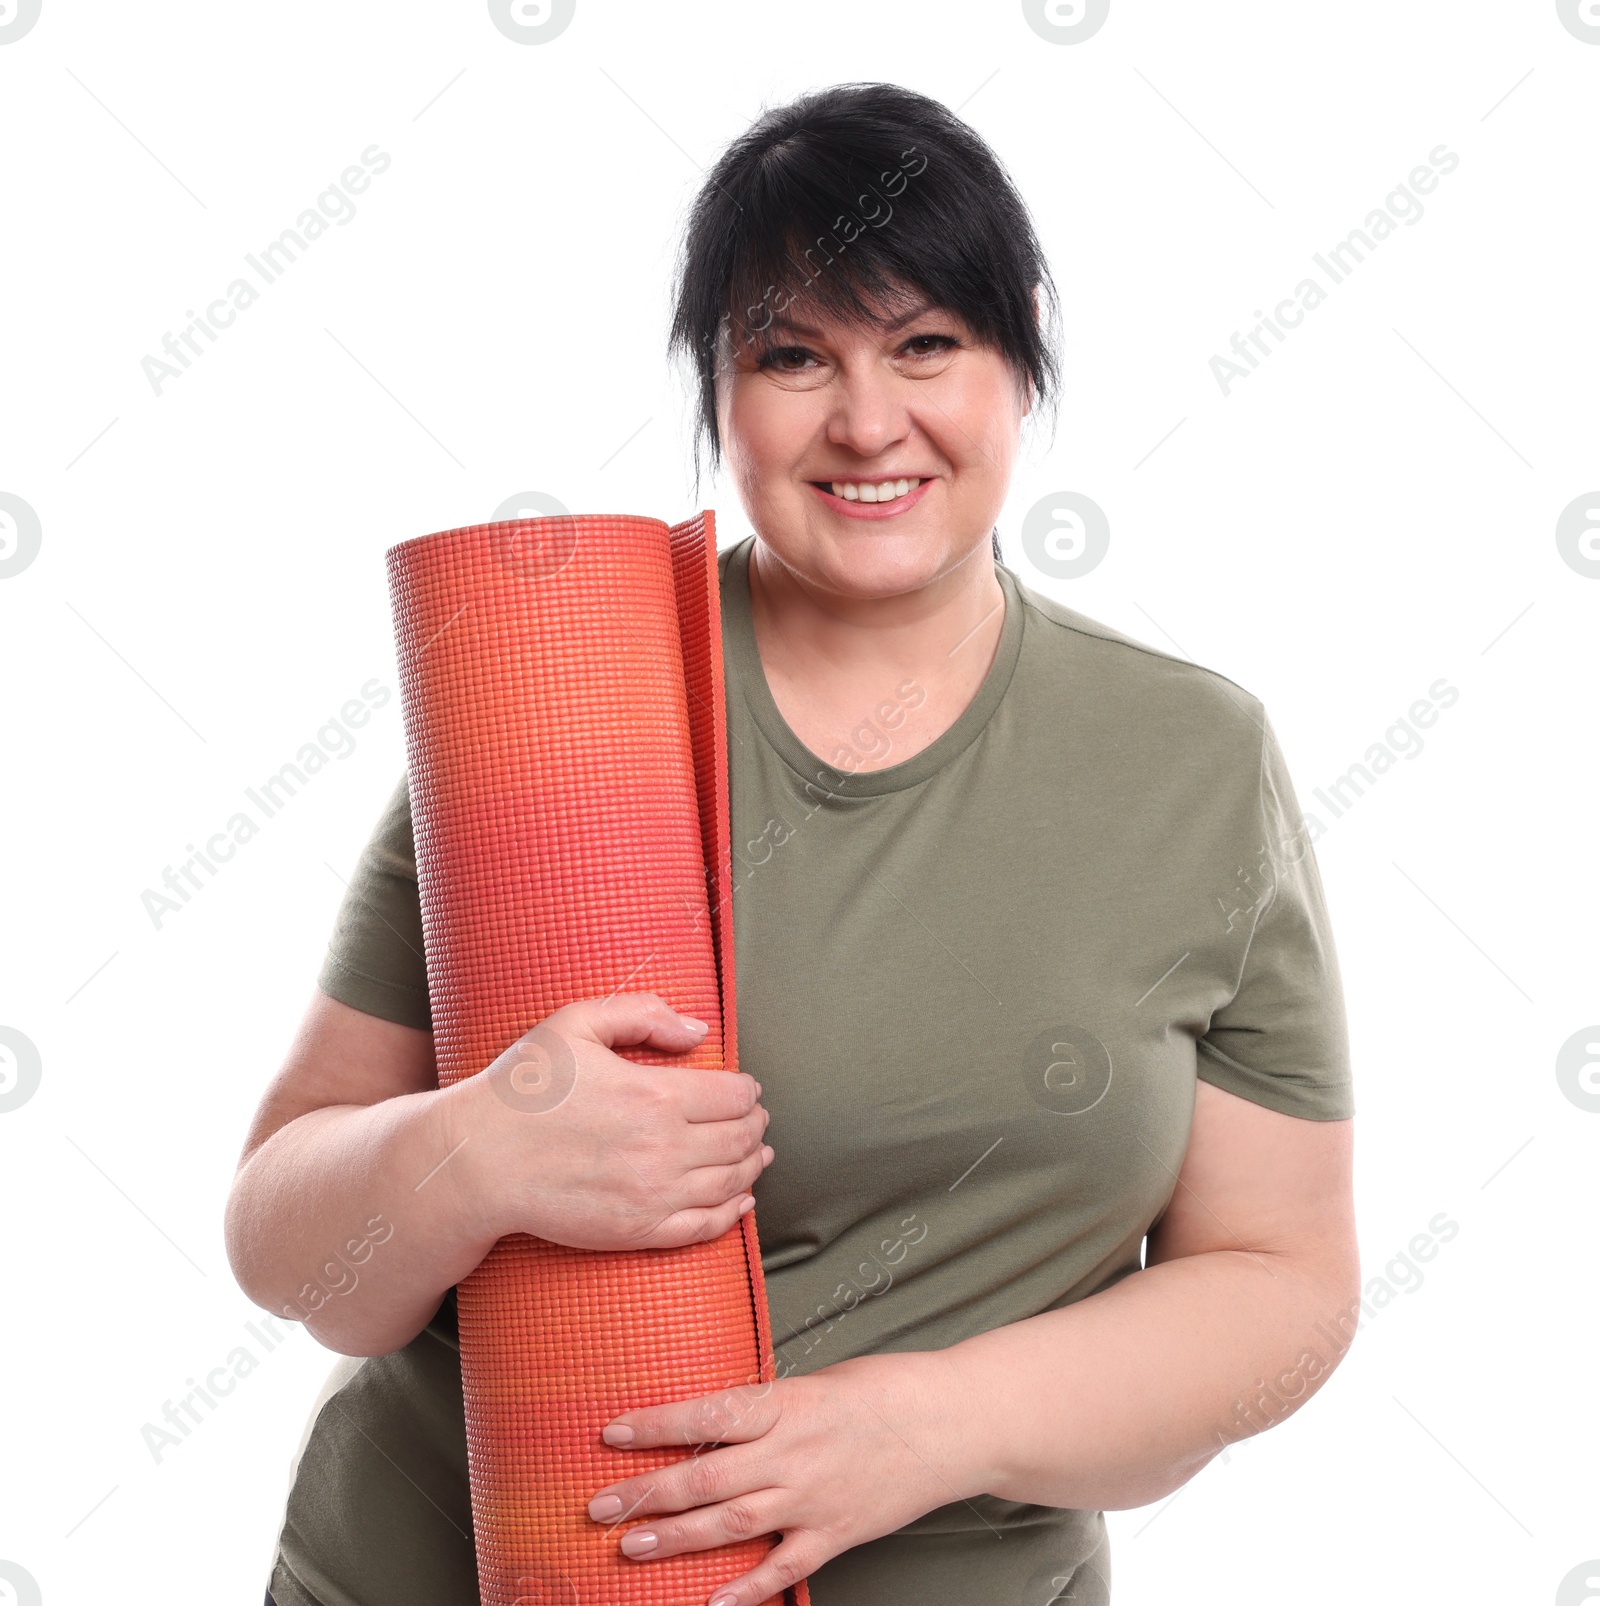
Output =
[{"x1": 1004, "y1": 566, "x2": 1266, "y2": 750}]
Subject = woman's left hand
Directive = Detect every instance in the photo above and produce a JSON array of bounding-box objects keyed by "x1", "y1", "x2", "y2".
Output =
[{"x1": 585, "y1": 1349, "x2": 984, "y2": 1605}]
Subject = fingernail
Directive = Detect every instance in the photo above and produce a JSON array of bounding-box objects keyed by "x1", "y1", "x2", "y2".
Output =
[
  {"x1": 681, "y1": 1016, "x2": 709, "y2": 1034},
  {"x1": 588, "y1": 1494, "x2": 624, "y2": 1520},
  {"x1": 709, "y1": 1593, "x2": 738, "y2": 1606},
  {"x1": 738, "y1": 1195, "x2": 756, "y2": 1216},
  {"x1": 760, "y1": 1144, "x2": 774, "y2": 1164},
  {"x1": 602, "y1": 1423, "x2": 635, "y2": 1445},
  {"x1": 621, "y1": 1528, "x2": 659, "y2": 1557}
]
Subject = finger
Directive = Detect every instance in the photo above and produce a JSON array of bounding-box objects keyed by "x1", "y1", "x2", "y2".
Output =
[
  {"x1": 694, "y1": 1534, "x2": 817, "y2": 1606},
  {"x1": 589, "y1": 1442, "x2": 774, "y2": 1546},
  {"x1": 599, "y1": 1381, "x2": 780, "y2": 1455},
  {"x1": 675, "y1": 1145, "x2": 772, "y2": 1212},
  {"x1": 682, "y1": 1106, "x2": 771, "y2": 1171},
  {"x1": 643, "y1": 1189, "x2": 757, "y2": 1251},
  {"x1": 604, "y1": 1487, "x2": 789, "y2": 1567},
  {"x1": 673, "y1": 1066, "x2": 765, "y2": 1125},
  {"x1": 557, "y1": 992, "x2": 712, "y2": 1054}
]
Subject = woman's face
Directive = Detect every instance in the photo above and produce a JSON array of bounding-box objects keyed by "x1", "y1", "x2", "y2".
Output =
[{"x1": 713, "y1": 284, "x2": 1030, "y2": 600}]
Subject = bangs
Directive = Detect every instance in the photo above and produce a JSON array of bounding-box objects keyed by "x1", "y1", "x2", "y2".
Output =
[{"x1": 716, "y1": 151, "x2": 950, "y2": 359}]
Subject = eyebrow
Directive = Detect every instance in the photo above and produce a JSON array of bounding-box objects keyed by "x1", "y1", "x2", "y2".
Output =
[{"x1": 762, "y1": 300, "x2": 942, "y2": 341}]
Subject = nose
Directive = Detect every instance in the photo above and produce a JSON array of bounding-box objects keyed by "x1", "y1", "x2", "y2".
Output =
[{"x1": 824, "y1": 353, "x2": 912, "y2": 461}]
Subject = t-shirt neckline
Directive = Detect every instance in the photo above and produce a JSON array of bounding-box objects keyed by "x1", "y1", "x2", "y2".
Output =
[{"x1": 722, "y1": 533, "x2": 1026, "y2": 797}]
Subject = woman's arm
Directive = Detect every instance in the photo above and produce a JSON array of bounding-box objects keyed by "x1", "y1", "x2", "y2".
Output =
[
  {"x1": 932, "y1": 1077, "x2": 1360, "y2": 1509},
  {"x1": 222, "y1": 989, "x2": 497, "y2": 1357},
  {"x1": 224, "y1": 988, "x2": 772, "y2": 1359}
]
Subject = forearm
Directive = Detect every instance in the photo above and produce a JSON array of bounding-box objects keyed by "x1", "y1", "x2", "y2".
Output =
[
  {"x1": 932, "y1": 1247, "x2": 1359, "y2": 1511},
  {"x1": 223, "y1": 1079, "x2": 496, "y2": 1357}
]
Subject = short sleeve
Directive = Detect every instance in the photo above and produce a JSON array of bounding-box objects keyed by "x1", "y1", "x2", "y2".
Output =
[
  {"x1": 317, "y1": 772, "x2": 433, "y2": 1031},
  {"x1": 1196, "y1": 714, "x2": 1354, "y2": 1121}
]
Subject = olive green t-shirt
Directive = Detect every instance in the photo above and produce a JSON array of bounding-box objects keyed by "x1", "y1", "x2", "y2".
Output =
[{"x1": 268, "y1": 534, "x2": 1352, "y2": 1606}]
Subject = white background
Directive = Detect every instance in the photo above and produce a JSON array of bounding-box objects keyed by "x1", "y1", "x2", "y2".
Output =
[{"x1": 2, "y1": 2, "x2": 1596, "y2": 1602}]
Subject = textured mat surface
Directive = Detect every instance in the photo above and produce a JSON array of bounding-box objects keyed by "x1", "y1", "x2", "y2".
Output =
[{"x1": 388, "y1": 512, "x2": 805, "y2": 1606}]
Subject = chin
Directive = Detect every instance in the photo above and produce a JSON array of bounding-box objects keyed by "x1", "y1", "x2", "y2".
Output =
[{"x1": 808, "y1": 529, "x2": 963, "y2": 597}]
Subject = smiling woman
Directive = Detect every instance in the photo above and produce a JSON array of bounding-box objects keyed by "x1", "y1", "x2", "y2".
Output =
[
  {"x1": 671, "y1": 83, "x2": 1059, "y2": 567},
  {"x1": 228, "y1": 81, "x2": 1358, "y2": 1606}
]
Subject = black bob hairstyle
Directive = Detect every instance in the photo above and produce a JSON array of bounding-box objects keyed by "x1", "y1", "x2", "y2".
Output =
[{"x1": 668, "y1": 81, "x2": 1063, "y2": 526}]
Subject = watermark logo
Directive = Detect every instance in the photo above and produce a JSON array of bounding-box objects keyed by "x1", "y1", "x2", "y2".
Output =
[
  {"x1": 0, "y1": 493, "x2": 41, "y2": 579},
  {"x1": 1556, "y1": 1560, "x2": 1600, "y2": 1604},
  {"x1": 1556, "y1": 492, "x2": 1600, "y2": 576},
  {"x1": 1021, "y1": 1024, "x2": 1113, "y2": 1114},
  {"x1": 491, "y1": 492, "x2": 577, "y2": 582},
  {"x1": 0, "y1": 0, "x2": 41, "y2": 44},
  {"x1": 0, "y1": 1561, "x2": 42, "y2": 1606},
  {"x1": 1556, "y1": 0, "x2": 1600, "y2": 42},
  {"x1": 0, "y1": 1028, "x2": 42, "y2": 1115},
  {"x1": 488, "y1": 0, "x2": 575, "y2": 44},
  {"x1": 1556, "y1": 1026, "x2": 1600, "y2": 1113},
  {"x1": 1022, "y1": 0, "x2": 1110, "y2": 45},
  {"x1": 1020, "y1": 493, "x2": 1109, "y2": 580},
  {"x1": 487, "y1": 1023, "x2": 579, "y2": 1114}
]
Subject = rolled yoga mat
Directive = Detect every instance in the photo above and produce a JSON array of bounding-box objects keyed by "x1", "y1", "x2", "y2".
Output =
[{"x1": 387, "y1": 511, "x2": 807, "y2": 1606}]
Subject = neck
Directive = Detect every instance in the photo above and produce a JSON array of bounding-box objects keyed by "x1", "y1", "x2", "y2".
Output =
[{"x1": 744, "y1": 536, "x2": 1008, "y2": 773}]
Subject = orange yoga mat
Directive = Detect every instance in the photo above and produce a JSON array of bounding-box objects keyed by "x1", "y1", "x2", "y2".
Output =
[{"x1": 388, "y1": 512, "x2": 807, "y2": 1606}]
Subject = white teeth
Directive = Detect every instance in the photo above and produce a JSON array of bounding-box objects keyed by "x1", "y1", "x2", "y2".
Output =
[{"x1": 828, "y1": 477, "x2": 921, "y2": 503}]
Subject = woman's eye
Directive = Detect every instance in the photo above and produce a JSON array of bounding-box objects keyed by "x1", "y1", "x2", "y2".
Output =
[
  {"x1": 902, "y1": 334, "x2": 958, "y2": 357},
  {"x1": 756, "y1": 345, "x2": 817, "y2": 371}
]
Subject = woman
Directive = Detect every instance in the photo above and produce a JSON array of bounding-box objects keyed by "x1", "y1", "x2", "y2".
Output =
[{"x1": 227, "y1": 82, "x2": 1358, "y2": 1606}]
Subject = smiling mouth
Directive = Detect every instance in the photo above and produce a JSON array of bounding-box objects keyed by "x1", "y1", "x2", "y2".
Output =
[
  {"x1": 807, "y1": 477, "x2": 933, "y2": 518},
  {"x1": 813, "y1": 476, "x2": 923, "y2": 504}
]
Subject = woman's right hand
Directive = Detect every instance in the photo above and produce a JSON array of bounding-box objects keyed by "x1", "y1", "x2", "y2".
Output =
[{"x1": 436, "y1": 991, "x2": 774, "y2": 1253}]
